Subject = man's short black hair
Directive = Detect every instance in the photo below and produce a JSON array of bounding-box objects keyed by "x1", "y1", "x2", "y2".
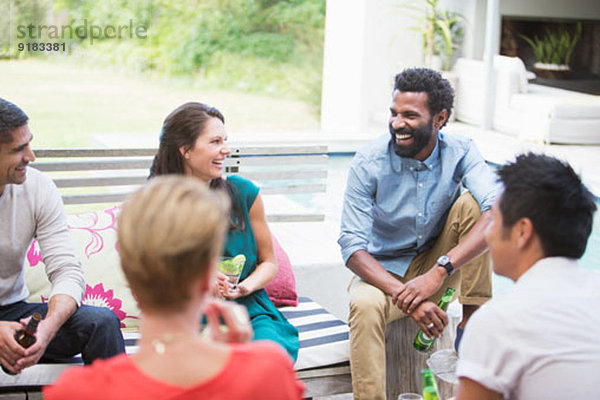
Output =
[
  {"x1": 393, "y1": 68, "x2": 454, "y2": 128},
  {"x1": 497, "y1": 152, "x2": 597, "y2": 259},
  {"x1": 0, "y1": 98, "x2": 29, "y2": 143}
]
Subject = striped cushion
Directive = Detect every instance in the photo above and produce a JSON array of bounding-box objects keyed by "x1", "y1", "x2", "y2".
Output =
[
  {"x1": 0, "y1": 297, "x2": 349, "y2": 387},
  {"x1": 282, "y1": 297, "x2": 350, "y2": 370}
]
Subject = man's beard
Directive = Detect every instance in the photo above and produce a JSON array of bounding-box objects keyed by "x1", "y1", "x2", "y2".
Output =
[{"x1": 389, "y1": 119, "x2": 434, "y2": 159}]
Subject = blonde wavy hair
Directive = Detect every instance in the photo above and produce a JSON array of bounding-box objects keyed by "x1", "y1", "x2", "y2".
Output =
[{"x1": 118, "y1": 176, "x2": 230, "y2": 311}]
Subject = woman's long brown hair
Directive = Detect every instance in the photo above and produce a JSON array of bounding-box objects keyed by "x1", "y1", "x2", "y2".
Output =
[{"x1": 149, "y1": 102, "x2": 244, "y2": 231}]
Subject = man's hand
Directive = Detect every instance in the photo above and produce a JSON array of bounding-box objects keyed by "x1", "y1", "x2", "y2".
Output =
[
  {"x1": 204, "y1": 299, "x2": 253, "y2": 343},
  {"x1": 394, "y1": 266, "x2": 446, "y2": 313},
  {"x1": 13, "y1": 318, "x2": 53, "y2": 372},
  {"x1": 388, "y1": 281, "x2": 407, "y2": 308},
  {"x1": 8, "y1": 294, "x2": 78, "y2": 373},
  {"x1": 0, "y1": 321, "x2": 27, "y2": 374},
  {"x1": 409, "y1": 300, "x2": 448, "y2": 338}
]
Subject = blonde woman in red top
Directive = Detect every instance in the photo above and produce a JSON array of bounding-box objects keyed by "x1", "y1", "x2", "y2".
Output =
[{"x1": 44, "y1": 176, "x2": 304, "y2": 400}]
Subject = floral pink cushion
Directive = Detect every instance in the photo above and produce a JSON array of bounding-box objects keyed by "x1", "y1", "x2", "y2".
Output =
[
  {"x1": 24, "y1": 206, "x2": 140, "y2": 330},
  {"x1": 265, "y1": 236, "x2": 298, "y2": 307},
  {"x1": 24, "y1": 206, "x2": 299, "y2": 328}
]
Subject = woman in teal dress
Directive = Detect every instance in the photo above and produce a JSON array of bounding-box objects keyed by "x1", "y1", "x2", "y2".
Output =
[{"x1": 148, "y1": 102, "x2": 299, "y2": 361}]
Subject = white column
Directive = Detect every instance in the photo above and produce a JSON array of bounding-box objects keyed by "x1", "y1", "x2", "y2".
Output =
[
  {"x1": 320, "y1": 0, "x2": 368, "y2": 136},
  {"x1": 320, "y1": 0, "x2": 423, "y2": 138},
  {"x1": 482, "y1": 0, "x2": 500, "y2": 130}
]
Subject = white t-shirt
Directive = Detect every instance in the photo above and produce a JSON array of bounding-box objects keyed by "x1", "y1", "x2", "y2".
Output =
[
  {"x1": 457, "y1": 257, "x2": 600, "y2": 400},
  {"x1": 0, "y1": 167, "x2": 84, "y2": 305}
]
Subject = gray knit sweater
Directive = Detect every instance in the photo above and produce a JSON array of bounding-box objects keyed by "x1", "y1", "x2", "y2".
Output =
[{"x1": 0, "y1": 167, "x2": 84, "y2": 306}]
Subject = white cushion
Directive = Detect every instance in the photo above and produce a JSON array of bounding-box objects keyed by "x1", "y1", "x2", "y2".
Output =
[
  {"x1": 550, "y1": 98, "x2": 600, "y2": 119},
  {"x1": 281, "y1": 297, "x2": 350, "y2": 370},
  {"x1": 454, "y1": 56, "x2": 530, "y2": 125},
  {"x1": 548, "y1": 118, "x2": 600, "y2": 144},
  {"x1": 493, "y1": 55, "x2": 529, "y2": 93},
  {"x1": 25, "y1": 206, "x2": 140, "y2": 330}
]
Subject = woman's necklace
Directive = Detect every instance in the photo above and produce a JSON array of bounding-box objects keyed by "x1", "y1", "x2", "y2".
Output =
[{"x1": 149, "y1": 333, "x2": 197, "y2": 355}]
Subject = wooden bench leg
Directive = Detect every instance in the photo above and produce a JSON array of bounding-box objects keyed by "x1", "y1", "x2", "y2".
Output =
[
  {"x1": 385, "y1": 314, "x2": 459, "y2": 400},
  {"x1": 0, "y1": 388, "x2": 44, "y2": 400},
  {"x1": 297, "y1": 365, "x2": 353, "y2": 399},
  {"x1": 0, "y1": 393, "x2": 25, "y2": 400}
]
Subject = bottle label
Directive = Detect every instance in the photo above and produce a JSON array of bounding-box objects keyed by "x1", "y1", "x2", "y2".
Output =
[
  {"x1": 413, "y1": 287, "x2": 454, "y2": 352},
  {"x1": 417, "y1": 330, "x2": 434, "y2": 345}
]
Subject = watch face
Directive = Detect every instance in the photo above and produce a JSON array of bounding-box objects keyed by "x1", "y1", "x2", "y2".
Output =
[{"x1": 437, "y1": 255, "x2": 450, "y2": 266}]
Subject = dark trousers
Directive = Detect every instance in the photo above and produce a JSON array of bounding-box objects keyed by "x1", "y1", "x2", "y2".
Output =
[{"x1": 0, "y1": 301, "x2": 125, "y2": 364}]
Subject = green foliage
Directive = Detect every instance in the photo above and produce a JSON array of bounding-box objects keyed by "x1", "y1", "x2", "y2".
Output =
[
  {"x1": 429, "y1": 9, "x2": 464, "y2": 70},
  {"x1": 10, "y1": 0, "x2": 325, "y2": 109},
  {"x1": 1, "y1": 0, "x2": 52, "y2": 58},
  {"x1": 400, "y1": 0, "x2": 465, "y2": 70},
  {"x1": 519, "y1": 23, "x2": 582, "y2": 66}
]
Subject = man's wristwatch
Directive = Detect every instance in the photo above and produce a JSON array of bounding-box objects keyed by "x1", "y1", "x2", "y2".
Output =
[{"x1": 437, "y1": 255, "x2": 455, "y2": 276}]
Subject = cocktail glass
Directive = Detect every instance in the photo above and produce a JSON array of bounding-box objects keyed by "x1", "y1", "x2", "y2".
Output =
[{"x1": 218, "y1": 255, "x2": 246, "y2": 294}]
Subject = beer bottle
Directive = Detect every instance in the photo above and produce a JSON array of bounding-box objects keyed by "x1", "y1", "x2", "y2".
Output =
[
  {"x1": 15, "y1": 313, "x2": 42, "y2": 348},
  {"x1": 421, "y1": 368, "x2": 439, "y2": 400},
  {"x1": 1, "y1": 313, "x2": 43, "y2": 375},
  {"x1": 413, "y1": 287, "x2": 455, "y2": 352}
]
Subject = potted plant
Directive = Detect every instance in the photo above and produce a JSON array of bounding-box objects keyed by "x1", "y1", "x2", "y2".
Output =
[
  {"x1": 424, "y1": 5, "x2": 465, "y2": 71},
  {"x1": 434, "y1": 10, "x2": 464, "y2": 71},
  {"x1": 401, "y1": 0, "x2": 465, "y2": 71},
  {"x1": 519, "y1": 22, "x2": 582, "y2": 79}
]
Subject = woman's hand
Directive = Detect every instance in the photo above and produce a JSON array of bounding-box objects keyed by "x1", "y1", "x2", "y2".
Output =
[
  {"x1": 215, "y1": 272, "x2": 228, "y2": 298},
  {"x1": 204, "y1": 299, "x2": 253, "y2": 343},
  {"x1": 212, "y1": 273, "x2": 224, "y2": 299},
  {"x1": 216, "y1": 272, "x2": 251, "y2": 300},
  {"x1": 223, "y1": 281, "x2": 251, "y2": 300}
]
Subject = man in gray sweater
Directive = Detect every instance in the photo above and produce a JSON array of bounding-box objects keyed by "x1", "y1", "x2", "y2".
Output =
[{"x1": 0, "y1": 98, "x2": 124, "y2": 374}]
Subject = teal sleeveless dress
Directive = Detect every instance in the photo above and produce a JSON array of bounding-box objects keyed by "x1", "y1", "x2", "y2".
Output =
[{"x1": 223, "y1": 175, "x2": 299, "y2": 361}]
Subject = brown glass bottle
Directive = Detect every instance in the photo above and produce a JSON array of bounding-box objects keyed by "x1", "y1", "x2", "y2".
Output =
[
  {"x1": 15, "y1": 313, "x2": 42, "y2": 348},
  {"x1": 1, "y1": 313, "x2": 43, "y2": 375}
]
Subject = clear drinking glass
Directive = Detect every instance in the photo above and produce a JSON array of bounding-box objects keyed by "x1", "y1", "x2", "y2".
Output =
[
  {"x1": 218, "y1": 255, "x2": 245, "y2": 294},
  {"x1": 397, "y1": 394, "x2": 423, "y2": 400}
]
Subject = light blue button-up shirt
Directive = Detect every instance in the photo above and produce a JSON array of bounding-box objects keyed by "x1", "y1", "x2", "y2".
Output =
[{"x1": 338, "y1": 132, "x2": 499, "y2": 277}]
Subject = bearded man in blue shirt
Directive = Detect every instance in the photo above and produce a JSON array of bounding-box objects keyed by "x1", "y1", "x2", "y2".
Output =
[{"x1": 338, "y1": 68, "x2": 498, "y2": 400}]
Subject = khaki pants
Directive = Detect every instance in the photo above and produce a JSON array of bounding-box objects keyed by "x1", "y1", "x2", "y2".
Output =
[{"x1": 348, "y1": 193, "x2": 492, "y2": 399}]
